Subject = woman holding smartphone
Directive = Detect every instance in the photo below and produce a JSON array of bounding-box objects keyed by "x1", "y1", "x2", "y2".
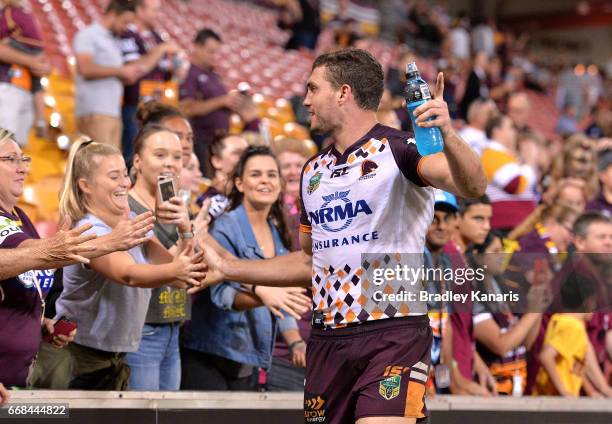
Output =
[
  {"x1": 54, "y1": 139, "x2": 205, "y2": 390},
  {"x1": 181, "y1": 146, "x2": 306, "y2": 390},
  {"x1": 126, "y1": 123, "x2": 195, "y2": 390}
]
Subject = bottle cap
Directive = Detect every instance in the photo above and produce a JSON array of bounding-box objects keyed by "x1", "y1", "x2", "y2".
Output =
[
  {"x1": 405, "y1": 62, "x2": 419, "y2": 74},
  {"x1": 237, "y1": 81, "x2": 252, "y2": 95}
]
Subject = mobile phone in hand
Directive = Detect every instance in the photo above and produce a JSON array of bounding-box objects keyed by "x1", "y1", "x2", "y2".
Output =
[
  {"x1": 43, "y1": 317, "x2": 77, "y2": 343},
  {"x1": 157, "y1": 176, "x2": 176, "y2": 203}
]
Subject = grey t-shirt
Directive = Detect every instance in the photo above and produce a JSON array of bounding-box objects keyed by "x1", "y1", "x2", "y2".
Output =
[
  {"x1": 128, "y1": 195, "x2": 191, "y2": 324},
  {"x1": 55, "y1": 213, "x2": 152, "y2": 353},
  {"x1": 74, "y1": 22, "x2": 124, "y2": 118}
]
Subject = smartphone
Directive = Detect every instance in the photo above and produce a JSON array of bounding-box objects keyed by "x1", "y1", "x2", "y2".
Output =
[
  {"x1": 43, "y1": 317, "x2": 77, "y2": 343},
  {"x1": 157, "y1": 176, "x2": 176, "y2": 203}
]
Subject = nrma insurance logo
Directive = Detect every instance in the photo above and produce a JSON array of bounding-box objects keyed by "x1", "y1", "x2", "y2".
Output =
[{"x1": 308, "y1": 190, "x2": 372, "y2": 232}]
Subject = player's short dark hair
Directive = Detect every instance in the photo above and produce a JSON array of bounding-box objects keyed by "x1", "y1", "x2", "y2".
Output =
[
  {"x1": 458, "y1": 195, "x2": 491, "y2": 215},
  {"x1": 105, "y1": 0, "x2": 140, "y2": 15},
  {"x1": 572, "y1": 211, "x2": 612, "y2": 239},
  {"x1": 194, "y1": 28, "x2": 222, "y2": 45},
  {"x1": 312, "y1": 48, "x2": 384, "y2": 111}
]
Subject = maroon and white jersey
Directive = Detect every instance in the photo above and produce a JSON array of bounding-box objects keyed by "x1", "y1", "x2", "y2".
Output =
[{"x1": 300, "y1": 124, "x2": 434, "y2": 329}]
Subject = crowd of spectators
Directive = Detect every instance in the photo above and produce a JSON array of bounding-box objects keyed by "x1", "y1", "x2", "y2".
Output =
[{"x1": 1, "y1": 0, "x2": 611, "y2": 406}]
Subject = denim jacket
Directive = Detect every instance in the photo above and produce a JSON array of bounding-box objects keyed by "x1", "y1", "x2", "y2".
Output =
[{"x1": 181, "y1": 204, "x2": 296, "y2": 369}]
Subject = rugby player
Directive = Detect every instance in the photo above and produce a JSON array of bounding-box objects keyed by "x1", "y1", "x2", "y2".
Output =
[{"x1": 201, "y1": 48, "x2": 486, "y2": 424}]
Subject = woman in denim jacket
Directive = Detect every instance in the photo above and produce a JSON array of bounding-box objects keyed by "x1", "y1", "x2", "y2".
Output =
[{"x1": 180, "y1": 146, "x2": 300, "y2": 390}]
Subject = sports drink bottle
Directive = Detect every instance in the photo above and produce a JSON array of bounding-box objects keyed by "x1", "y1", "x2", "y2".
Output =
[{"x1": 404, "y1": 62, "x2": 444, "y2": 155}]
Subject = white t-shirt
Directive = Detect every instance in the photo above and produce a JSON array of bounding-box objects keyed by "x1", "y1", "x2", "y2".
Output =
[
  {"x1": 74, "y1": 23, "x2": 124, "y2": 118},
  {"x1": 56, "y1": 213, "x2": 153, "y2": 352}
]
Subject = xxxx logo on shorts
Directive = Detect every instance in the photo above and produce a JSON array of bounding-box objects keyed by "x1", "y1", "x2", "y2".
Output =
[
  {"x1": 379, "y1": 375, "x2": 401, "y2": 400},
  {"x1": 307, "y1": 171, "x2": 323, "y2": 195},
  {"x1": 304, "y1": 393, "x2": 326, "y2": 423}
]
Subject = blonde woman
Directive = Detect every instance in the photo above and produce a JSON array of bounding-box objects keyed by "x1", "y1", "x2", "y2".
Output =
[
  {"x1": 53, "y1": 138, "x2": 205, "y2": 390},
  {"x1": 0, "y1": 128, "x2": 154, "y2": 390}
]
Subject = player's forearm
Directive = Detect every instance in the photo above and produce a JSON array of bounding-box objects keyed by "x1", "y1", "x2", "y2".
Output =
[
  {"x1": 443, "y1": 130, "x2": 487, "y2": 198},
  {"x1": 222, "y1": 251, "x2": 311, "y2": 287}
]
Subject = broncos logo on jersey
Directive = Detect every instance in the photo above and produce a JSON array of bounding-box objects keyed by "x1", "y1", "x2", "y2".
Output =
[{"x1": 360, "y1": 160, "x2": 378, "y2": 180}]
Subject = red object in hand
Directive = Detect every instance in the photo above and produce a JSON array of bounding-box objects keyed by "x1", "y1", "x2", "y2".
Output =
[{"x1": 43, "y1": 317, "x2": 77, "y2": 343}]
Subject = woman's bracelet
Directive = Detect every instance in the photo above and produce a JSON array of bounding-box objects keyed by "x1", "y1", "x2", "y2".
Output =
[{"x1": 288, "y1": 340, "x2": 305, "y2": 352}]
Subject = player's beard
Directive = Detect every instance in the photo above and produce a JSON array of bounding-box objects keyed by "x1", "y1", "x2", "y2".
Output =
[{"x1": 309, "y1": 112, "x2": 334, "y2": 134}]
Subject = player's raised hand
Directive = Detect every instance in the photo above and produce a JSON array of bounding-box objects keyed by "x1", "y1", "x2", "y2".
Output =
[
  {"x1": 254, "y1": 286, "x2": 310, "y2": 320},
  {"x1": 413, "y1": 72, "x2": 453, "y2": 137},
  {"x1": 434, "y1": 71, "x2": 445, "y2": 100}
]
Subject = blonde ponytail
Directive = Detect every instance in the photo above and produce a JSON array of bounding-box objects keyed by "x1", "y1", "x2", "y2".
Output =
[{"x1": 59, "y1": 137, "x2": 121, "y2": 226}]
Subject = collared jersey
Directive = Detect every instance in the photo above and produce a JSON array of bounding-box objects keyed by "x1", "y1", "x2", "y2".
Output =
[{"x1": 300, "y1": 124, "x2": 434, "y2": 328}]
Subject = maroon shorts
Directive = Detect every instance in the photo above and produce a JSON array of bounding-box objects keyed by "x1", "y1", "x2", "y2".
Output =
[{"x1": 304, "y1": 315, "x2": 432, "y2": 424}]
